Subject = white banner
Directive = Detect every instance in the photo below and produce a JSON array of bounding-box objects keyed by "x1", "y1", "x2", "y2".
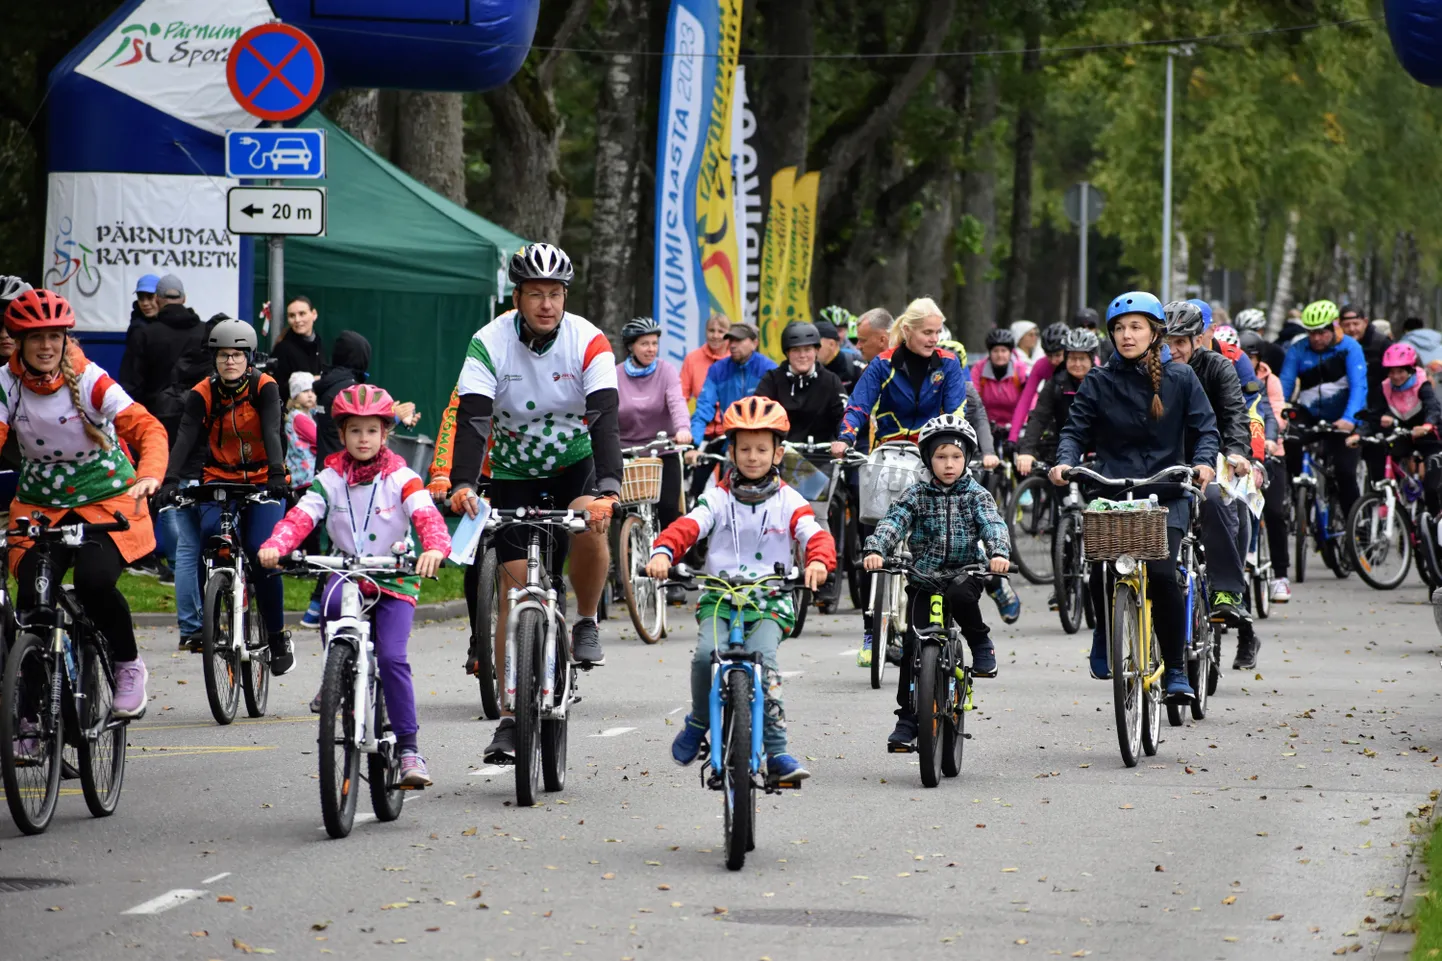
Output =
[
  {"x1": 44, "y1": 172, "x2": 240, "y2": 332},
  {"x1": 730, "y1": 64, "x2": 761, "y2": 328},
  {"x1": 76, "y1": 0, "x2": 273, "y2": 136}
]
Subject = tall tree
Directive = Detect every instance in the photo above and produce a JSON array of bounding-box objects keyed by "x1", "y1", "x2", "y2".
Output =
[
  {"x1": 999, "y1": 6, "x2": 1044, "y2": 324},
  {"x1": 395, "y1": 93, "x2": 466, "y2": 206}
]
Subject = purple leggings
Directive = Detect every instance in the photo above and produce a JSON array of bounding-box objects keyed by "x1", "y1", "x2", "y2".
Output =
[{"x1": 321, "y1": 576, "x2": 419, "y2": 750}]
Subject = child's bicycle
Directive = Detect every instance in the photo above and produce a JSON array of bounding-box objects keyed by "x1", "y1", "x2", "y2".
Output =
[
  {"x1": 280, "y1": 548, "x2": 424, "y2": 839},
  {"x1": 872, "y1": 558, "x2": 996, "y2": 787},
  {"x1": 660, "y1": 562, "x2": 807, "y2": 871}
]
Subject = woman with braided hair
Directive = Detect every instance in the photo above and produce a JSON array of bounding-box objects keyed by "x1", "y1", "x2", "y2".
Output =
[{"x1": 1049, "y1": 290, "x2": 1220, "y2": 704}]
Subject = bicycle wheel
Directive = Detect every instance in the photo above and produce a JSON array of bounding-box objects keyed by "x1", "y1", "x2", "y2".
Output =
[
  {"x1": 542, "y1": 623, "x2": 568, "y2": 792},
  {"x1": 619, "y1": 514, "x2": 665, "y2": 644},
  {"x1": 1188, "y1": 590, "x2": 1212, "y2": 722},
  {"x1": 1110, "y1": 582, "x2": 1142, "y2": 768},
  {"x1": 1008, "y1": 476, "x2": 1054, "y2": 584},
  {"x1": 470, "y1": 547, "x2": 502, "y2": 720},
  {"x1": 846, "y1": 503, "x2": 865, "y2": 610},
  {"x1": 241, "y1": 584, "x2": 269, "y2": 718},
  {"x1": 915, "y1": 643, "x2": 944, "y2": 788},
  {"x1": 869, "y1": 575, "x2": 890, "y2": 691},
  {"x1": 789, "y1": 588, "x2": 810, "y2": 638},
  {"x1": 202, "y1": 572, "x2": 240, "y2": 725},
  {"x1": 368, "y1": 678, "x2": 405, "y2": 821},
  {"x1": 1347, "y1": 492, "x2": 1412, "y2": 590},
  {"x1": 1141, "y1": 624, "x2": 1163, "y2": 756},
  {"x1": 1252, "y1": 518, "x2": 1273, "y2": 620},
  {"x1": 77, "y1": 642, "x2": 125, "y2": 818},
  {"x1": 723, "y1": 668, "x2": 753, "y2": 872},
  {"x1": 1053, "y1": 514, "x2": 1085, "y2": 635},
  {"x1": 318, "y1": 639, "x2": 361, "y2": 839},
  {"x1": 1419, "y1": 513, "x2": 1442, "y2": 590},
  {"x1": 1293, "y1": 488, "x2": 1310, "y2": 583},
  {"x1": 1321, "y1": 495, "x2": 1353, "y2": 578},
  {"x1": 941, "y1": 663, "x2": 967, "y2": 778},
  {"x1": 0, "y1": 634, "x2": 62, "y2": 834},
  {"x1": 513, "y1": 608, "x2": 544, "y2": 808}
]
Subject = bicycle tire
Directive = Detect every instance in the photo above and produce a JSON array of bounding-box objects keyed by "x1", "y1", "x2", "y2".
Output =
[
  {"x1": 619, "y1": 514, "x2": 665, "y2": 644},
  {"x1": 1008, "y1": 476, "x2": 1054, "y2": 584},
  {"x1": 869, "y1": 575, "x2": 890, "y2": 691},
  {"x1": 77, "y1": 641, "x2": 125, "y2": 818},
  {"x1": 1111, "y1": 582, "x2": 1142, "y2": 768},
  {"x1": 723, "y1": 668, "x2": 753, "y2": 871},
  {"x1": 916, "y1": 643, "x2": 944, "y2": 788},
  {"x1": 241, "y1": 585, "x2": 269, "y2": 718},
  {"x1": 0, "y1": 633, "x2": 62, "y2": 834},
  {"x1": 1188, "y1": 587, "x2": 1211, "y2": 722},
  {"x1": 1053, "y1": 513, "x2": 1085, "y2": 635},
  {"x1": 318, "y1": 640, "x2": 361, "y2": 839},
  {"x1": 941, "y1": 662, "x2": 966, "y2": 778},
  {"x1": 471, "y1": 547, "x2": 502, "y2": 720},
  {"x1": 542, "y1": 622, "x2": 568, "y2": 792},
  {"x1": 1253, "y1": 518, "x2": 1273, "y2": 620},
  {"x1": 368, "y1": 679, "x2": 405, "y2": 822},
  {"x1": 1347, "y1": 492, "x2": 1412, "y2": 590},
  {"x1": 846, "y1": 503, "x2": 865, "y2": 610},
  {"x1": 1293, "y1": 488, "x2": 1309, "y2": 583},
  {"x1": 1321, "y1": 494, "x2": 1353, "y2": 578},
  {"x1": 1141, "y1": 624, "x2": 1163, "y2": 755},
  {"x1": 789, "y1": 588, "x2": 810, "y2": 638},
  {"x1": 514, "y1": 608, "x2": 545, "y2": 808},
  {"x1": 202, "y1": 572, "x2": 240, "y2": 725},
  {"x1": 1419, "y1": 513, "x2": 1442, "y2": 590}
]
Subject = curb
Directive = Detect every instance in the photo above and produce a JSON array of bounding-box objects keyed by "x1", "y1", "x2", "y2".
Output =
[
  {"x1": 131, "y1": 598, "x2": 470, "y2": 631},
  {"x1": 1374, "y1": 799, "x2": 1435, "y2": 961}
]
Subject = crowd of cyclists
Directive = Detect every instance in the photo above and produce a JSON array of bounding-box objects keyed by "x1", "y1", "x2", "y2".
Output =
[{"x1": 1, "y1": 236, "x2": 1436, "y2": 833}]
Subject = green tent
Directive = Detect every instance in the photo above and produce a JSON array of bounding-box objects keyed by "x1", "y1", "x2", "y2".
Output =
[{"x1": 254, "y1": 114, "x2": 527, "y2": 444}]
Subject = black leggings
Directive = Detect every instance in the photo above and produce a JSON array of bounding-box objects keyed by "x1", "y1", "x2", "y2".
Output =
[
  {"x1": 16, "y1": 521, "x2": 137, "y2": 662},
  {"x1": 1262, "y1": 456, "x2": 1290, "y2": 578},
  {"x1": 895, "y1": 577, "x2": 991, "y2": 715},
  {"x1": 1088, "y1": 526, "x2": 1185, "y2": 670}
]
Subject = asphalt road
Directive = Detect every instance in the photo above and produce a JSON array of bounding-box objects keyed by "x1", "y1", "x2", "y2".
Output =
[{"x1": 2, "y1": 568, "x2": 1440, "y2": 961}]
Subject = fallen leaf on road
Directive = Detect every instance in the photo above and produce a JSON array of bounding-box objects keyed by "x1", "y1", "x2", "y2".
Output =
[
  {"x1": 602, "y1": 873, "x2": 616, "y2": 880},
  {"x1": 468, "y1": 890, "x2": 483, "y2": 899},
  {"x1": 381, "y1": 903, "x2": 409, "y2": 910},
  {"x1": 426, "y1": 927, "x2": 440, "y2": 933},
  {"x1": 217, "y1": 896, "x2": 236, "y2": 903},
  {"x1": 713, "y1": 906, "x2": 728, "y2": 915},
  {"x1": 310, "y1": 922, "x2": 330, "y2": 931},
  {"x1": 189, "y1": 931, "x2": 208, "y2": 937},
  {"x1": 1120, "y1": 804, "x2": 1134, "y2": 810},
  {"x1": 1002, "y1": 868, "x2": 1019, "y2": 873},
  {"x1": 1222, "y1": 896, "x2": 1236, "y2": 905},
  {"x1": 1015, "y1": 938, "x2": 1028, "y2": 945},
  {"x1": 1072, "y1": 952, "x2": 1091, "y2": 958},
  {"x1": 658, "y1": 884, "x2": 671, "y2": 891},
  {"x1": 461, "y1": 826, "x2": 478, "y2": 836},
  {"x1": 1223, "y1": 936, "x2": 1238, "y2": 942},
  {"x1": 1266, "y1": 914, "x2": 1284, "y2": 921},
  {"x1": 1154, "y1": 865, "x2": 1164, "y2": 873}
]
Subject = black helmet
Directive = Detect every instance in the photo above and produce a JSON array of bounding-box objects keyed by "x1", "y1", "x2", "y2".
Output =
[
  {"x1": 781, "y1": 322, "x2": 821, "y2": 352},
  {"x1": 1072, "y1": 306, "x2": 1100, "y2": 329},
  {"x1": 1239, "y1": 330, "x2": 1266, "y2": 356},
  {"x1": 1162, "y1": 300, "x2": 1205, "y2": 338},
  {"x1": 985, "y1": 327, "x2": 1016, "y2": 349},
  {"x1": 1041, "y1": 321, "x2": 1069, "y2": 354},
  {"x1": 1062, "y1": 328, "x2": 1100, "y2": 354},
  {"x1": 508, "y1": 243, "x2": 574, "y2": 288},
  {"x1": 620, "y1": 316, "x2": 661, "y2": 349}
]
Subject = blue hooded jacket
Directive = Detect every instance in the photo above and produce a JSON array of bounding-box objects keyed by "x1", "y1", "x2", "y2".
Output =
[
  {"x1": 690, "y1": 351, "x2": 778, "y2": 439},
  {"x1": 1278, "y1": 333, "x2": 1368, "y2": 422}
]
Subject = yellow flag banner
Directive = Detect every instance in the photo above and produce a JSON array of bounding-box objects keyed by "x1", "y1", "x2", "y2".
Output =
[
  {"x1": 781, "y1": 170, "x2": 819, "y2": 333},
  {"x1": 757, "y1": 167, "x2": 795, "y2": 360},
  {"x1": 695, "y1": 0, "x2": 745, "y2": 333}
]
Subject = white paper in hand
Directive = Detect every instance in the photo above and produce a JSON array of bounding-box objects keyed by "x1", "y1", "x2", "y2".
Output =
[{"x1": 448, "y1": 497, "x2": 491, "y2": 565}]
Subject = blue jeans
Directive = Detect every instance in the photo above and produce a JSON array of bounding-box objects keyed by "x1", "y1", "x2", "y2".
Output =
[
  {"x1": 688, "y1": 616, "x2": 788, "y2": 756},
  {"x1": 194, "y1": 496, "x2": 286, "y2": 637},
  {"x1": 172, "y1": 504, "x2": 203, "y2": 635},
  {"x1": 155, "y1": 503, "x2": 179, "y2": 567}
]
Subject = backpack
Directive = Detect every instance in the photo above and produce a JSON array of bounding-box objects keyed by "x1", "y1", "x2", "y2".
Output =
[{"x1": 147, "y1": 325, "x2": 212, "y2": 426}]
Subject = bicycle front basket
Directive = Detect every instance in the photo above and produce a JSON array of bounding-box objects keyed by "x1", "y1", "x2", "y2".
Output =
[
  {"x1": 620, "y1": 457, "x2": 664, "y2": 505},
  {"x1": 1082, "y1": 504, "x2": 1170, "y2": 562},
  {"x1": 859, "y1": 446, "x2": 924, "y2": 524}
]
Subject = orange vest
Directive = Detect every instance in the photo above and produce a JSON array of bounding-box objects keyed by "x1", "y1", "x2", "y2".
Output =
[{"x1": 193, "y1": 373, "x2": 277, "y2": 483}]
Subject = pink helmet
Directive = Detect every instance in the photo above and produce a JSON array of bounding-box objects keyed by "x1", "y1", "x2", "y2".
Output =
[
  {"x1": 1382, "y1": 342, "x2": 1419, "y2": 370},
  {"x1": 330, "y1": 383, "x2": 395, "y2": 423}
]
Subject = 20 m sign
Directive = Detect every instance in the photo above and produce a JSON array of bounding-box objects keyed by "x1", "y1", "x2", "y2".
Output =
[{"x1": 226, "y1": 186, "x2": 326, "y2": 237}]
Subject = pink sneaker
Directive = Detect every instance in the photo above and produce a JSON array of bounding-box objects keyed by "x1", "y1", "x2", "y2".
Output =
[
  {"x1": 112, "y1": 659, "x2": 149, "y2": 719},
  {"x1": 399, "y1": 751, "x2": 432, "y2": 787},
  {"x1": 13, "y1": 718, "x2": 41, "y2": 765}
]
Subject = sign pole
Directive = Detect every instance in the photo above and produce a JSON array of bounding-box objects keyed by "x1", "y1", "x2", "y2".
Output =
[
  {"x1": 1078, "y1": 182, "x2": 1089, "y2": 313},
  {"x1": 267, "y1": 123, "x2": 285, "y2": 347}
]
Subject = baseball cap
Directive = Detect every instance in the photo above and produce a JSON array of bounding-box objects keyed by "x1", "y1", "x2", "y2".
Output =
[
  {"x1": 156, "y1": 274, "x2": 185, "y2": 299},
  {"x1": 813, "y1": 320, "x2": 840, "y2": 341},
  {"x1": 135, "y1": 274, "x2": 160, "y2": 294},
  {"x1": 724, "y1": 321, "x2": 759, "y2": 341}
]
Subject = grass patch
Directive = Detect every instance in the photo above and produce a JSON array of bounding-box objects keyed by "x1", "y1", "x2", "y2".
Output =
[{"x1": 1416, "y1": 817, "x2": 1442, "y2": 959}]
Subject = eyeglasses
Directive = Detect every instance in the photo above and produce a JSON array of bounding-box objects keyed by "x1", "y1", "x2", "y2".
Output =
[{"x1": 522, "y1": 289, "x2": 566, "y2": 305}]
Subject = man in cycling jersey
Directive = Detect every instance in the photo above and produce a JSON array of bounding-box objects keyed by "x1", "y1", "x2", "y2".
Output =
[
  {"x1": 1279, "y1": 299, "x2": 1368, "y2": 515},
  {"x1": 449, "y1": 243, "x2": 623, "y2": 763}
]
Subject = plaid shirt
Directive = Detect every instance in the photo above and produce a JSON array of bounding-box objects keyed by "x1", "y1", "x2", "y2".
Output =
[{"x1": 863, "y1": 474, "x2": 1010, "y2": 575}]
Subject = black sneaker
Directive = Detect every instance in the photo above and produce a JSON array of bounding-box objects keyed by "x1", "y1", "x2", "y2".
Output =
[
  {"x1": 666, "y1": 585, "x2": 688, "y2": 607},
  {"x1": 572, "y1": 618, "x2": 605, "y2": 666},
  {"x1": 180, "y1": 632, "x2": 203, "y2": 653},
  {"x1": 269, "y1": 631, "x2": 296, "y2": 676},
  {"x1": 888, "y1": 714, "x2": 918, "y2": 749},
  {"x1": 484, "y1": 717, "x2": 517, "y2": 763},
  {"x1": 1232, "y1": 633, "x2": 1261, "y2": 671}
]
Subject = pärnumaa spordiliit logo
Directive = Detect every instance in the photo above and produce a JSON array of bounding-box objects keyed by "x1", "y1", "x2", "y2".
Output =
[{"x1": 99, "y1": 21, "x2": 245, "y2": 68}]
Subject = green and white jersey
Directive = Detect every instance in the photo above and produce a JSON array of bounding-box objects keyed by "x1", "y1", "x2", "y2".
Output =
[{"x1": 457, "y1": 311, "x2": 617, "y2": 480}]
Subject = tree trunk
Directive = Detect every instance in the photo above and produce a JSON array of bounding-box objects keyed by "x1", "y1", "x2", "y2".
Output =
[
  {"x1": 1268, "y1": 209, "x2": 1300, "y2": 336},
  {"x1": 588, "y1": 0, "x2": 649, "y2": 336},
  {"x1": 326, "y1": 89, "x2": 381, "y2": 151},
  {"x1": 394, "y1": 92, "x2": 466, "y2": 206},
  {"x1": 999, "y1": 17, "x2": 1042, "y2": 325},
  {"x1": 959, "y1": 56, "x2": 999, "y2": 346},
  {"x1": 752, "y1": 0, "x2": 813, "y2": 180},
  {"x1": 909, "y1": 179, "x2": 955, "y2": 306}
]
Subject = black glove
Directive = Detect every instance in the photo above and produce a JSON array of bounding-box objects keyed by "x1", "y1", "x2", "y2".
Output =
[
  {"x1": 265, "y1": 479, "x2": 291, "y2": 501},
  {"x1": 154, "y1": 481, "x2": 178, "y2": 510}
]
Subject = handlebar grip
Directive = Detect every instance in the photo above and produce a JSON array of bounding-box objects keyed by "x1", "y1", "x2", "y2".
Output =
[{"x1": 111, "y1": 510, "x2": 131, "y2": 532}]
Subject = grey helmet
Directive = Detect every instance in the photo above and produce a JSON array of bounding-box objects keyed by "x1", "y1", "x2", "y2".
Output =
[
  {"x1": 1062, "y1": 327, "x2": 1100, "y2": 354},
  {"x1": 1041, "y1": 321, "x2": 1070, "y2": 355},
  {"x1": 917, "y1": 412, "x2": 979, "y2": 465},
  {"x1": 0, "y1": 276, "x2": 32, "y2": 303},
  {"x1": 620, "y1": 316, "x2": 661, "y2": 349},
  {"x1": 508, "y1": 242, "x2": 574, "y2": 288},
  {"x1": 1162, "y1": 301, "x2": 1205, "y2": 338},
  {"x1": 207, "y1": 318, "x2": 258, "y2": 352},
  {"x1": 1234, "y1": 307, "x2": 1267, "y2": 331}
]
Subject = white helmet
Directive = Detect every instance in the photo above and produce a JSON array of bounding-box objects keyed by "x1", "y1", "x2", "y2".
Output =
[
  {"x1": 508, "y1": 243, "x2": 574, "y2": 287},
  {"x1": 1234, "y1": 308, "x2": 1267, "y2": 331},
  {"x1": 918, "y1": 413, "x2": 978, "y2": 464},
  {"x1": 0, "y1": 276, "x2": 33, "y2": 303}
]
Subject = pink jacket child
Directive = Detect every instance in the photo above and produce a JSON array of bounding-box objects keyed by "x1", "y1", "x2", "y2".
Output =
[
  {"x1": 971, "y1": 356, "x2": 1030, "y2": 430},
  {"x1": 1008, "y1": 355, "x2": 1054, "y2": 443}
]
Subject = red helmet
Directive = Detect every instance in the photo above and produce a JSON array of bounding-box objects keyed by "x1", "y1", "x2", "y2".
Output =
[
  {"x1": 5, "y1": 289, "x2": 75, "y2": 333},
  {"x1": 331, "y1": 384, "x2": 395, "y2": 423}
]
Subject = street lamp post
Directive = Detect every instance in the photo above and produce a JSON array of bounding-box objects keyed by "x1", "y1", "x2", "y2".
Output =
[{"x1": 1160, "y1": 51, "x2": 1175, "y2": 303}]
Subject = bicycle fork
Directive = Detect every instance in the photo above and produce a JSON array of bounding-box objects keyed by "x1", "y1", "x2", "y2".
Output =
[{"x1": 706, "y1": 657, "x2": 765, "y2": 783}]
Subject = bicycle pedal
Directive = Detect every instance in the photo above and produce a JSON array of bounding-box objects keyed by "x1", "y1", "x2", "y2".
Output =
[
  {"x1": 962, "y1": 732, "x2": 973, "y2": 740},
  {"x1": 770, "y1": 778, "x2": 803, "y2": 791},
  {"x1": 397, "y1": 783, "x2": 426, "y2": 791},
  {"x1": 887, "y1": 740, "x2": 916, "y2": 754}
]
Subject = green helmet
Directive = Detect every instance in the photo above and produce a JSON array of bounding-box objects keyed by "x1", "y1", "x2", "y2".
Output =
[
  {"x1": 1300, "y1": 299, "x2": 1340, "y2": 330},
  {"x1": 820, "y1": 305, "x2": 856, "y2": 340}
]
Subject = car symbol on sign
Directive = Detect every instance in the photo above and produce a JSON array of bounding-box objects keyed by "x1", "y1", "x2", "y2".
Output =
[{"x1": 264, "y1": 139, "x2": 313, "y2": 171}]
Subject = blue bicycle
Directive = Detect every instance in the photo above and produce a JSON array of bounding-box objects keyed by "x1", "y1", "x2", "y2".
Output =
[
  {"x1": 1286, "y1": 413, "x2": 1354, "y2": 582},
  {"x1": 662, "y1": 563, "x2": 806, "y2": 871}
]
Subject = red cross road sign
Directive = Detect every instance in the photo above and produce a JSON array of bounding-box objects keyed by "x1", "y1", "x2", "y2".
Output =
[{"x1": 227, "y1": 23, "x2": 326, "y2": 123}]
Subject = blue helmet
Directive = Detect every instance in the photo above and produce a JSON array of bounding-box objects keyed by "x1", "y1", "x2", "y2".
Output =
[
  {"x1": 1106, "y1": 291, "x2": 1165, "y2": 330},
  {"x1": 1186, "y1": 298, "x2": 1214, "y2": 332}
]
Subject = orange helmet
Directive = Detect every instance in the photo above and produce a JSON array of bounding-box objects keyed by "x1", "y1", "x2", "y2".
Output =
[
  {"x1": 5, "y1": 289, "x2": 75, "y2": 334},
  {"x1": 721, "y1": 396, "x2": 789, "y2": 438}
]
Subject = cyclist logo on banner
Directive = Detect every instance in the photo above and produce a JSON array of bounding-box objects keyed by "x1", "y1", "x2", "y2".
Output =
[{"x1": 45, "y1": 217, "x2": 102, "y2": 299}]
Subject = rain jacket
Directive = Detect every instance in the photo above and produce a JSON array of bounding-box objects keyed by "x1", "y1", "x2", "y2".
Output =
[
  {"x1": 689, "y1": 351, "x2": 777, "y2": 441},
  {"x1": 840, "y1": 345, "x2": 967, "y2": 448},
  {"x1": 970, "y1": 358, "x2": 1029, "y2": 428},
  {"x1": 863, "y1": 473, "x2": 1010, "y2": 575},
  {"x1": 1279, "y1": 334, "x2": 1368, "y2": 423}
]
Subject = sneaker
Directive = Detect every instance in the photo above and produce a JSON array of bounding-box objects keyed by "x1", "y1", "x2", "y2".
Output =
[
  {"x1": 888, "y1": 714, "x2": 918, "y2": 748},
  {"x1": 857, "y1": 633, "x2": 873, "y2": 667},
  {"x1": 885, "y1": 637, "x2": 904, "y2": 665},
  {"x1": 1210, "y1": 591, "x2": 1249, "y2": 625},
  {"x1": 1232, "y1": 632, "x2": 1261, "y2": 671},
  {"x1": 989, "y1": 580, "x2": 1021, "y2": 624},
  {"x1": 1162, "y1": 666, "x2": 1195, "y2": 704},
  {"x1": 1270, "y1": 577, "x2": 1292, "y2": 603},
  {"x1": 112, "y1": 658, "x2": 149, "y2": 719},
  {"x1": 158, "y1": 565, "x2": 175, "y2": 585},
  {"x1": 483, "y1": 717, "x2": 517, "y2": 763},
  {"x1": 970, "y1": 643, "x2": 998, "y2": 678},
  {"x1": 399, "y1": 750, "x2": 433, "y2": 787},
  {"x1": 300, "y1": 600, "x2": 322, "y2": 629},
  {"x1": 1089, "y1": 628, "x2": 1110, "y2": 680},
  {"x1": 12, "y1": 718, "x2": 41, "y2": 765},
  {"x1": 666, "y1": 585, "x2": 688, "y2": 607},
  {"x1": 768, "y1": 753, "x2": 810, "y2": 781},
  {"x1": 178, "y1": 632, "x2": 201, "y2": 652},
  {"x1": 309, "y1": 690, "x2": 322, "y2": 714},
  {"x1": 268, "y1": 631, "x2": 295, "y2": 676},
  {"x1": 671, "y1": 714, "x2": 707, "y2": 766},
  {"x1": 1047, "y1": 591, "x2": 1058, "y2": 611},
  {"x1": 571, "y1": 618, "x2": 605, "y2": 666}
]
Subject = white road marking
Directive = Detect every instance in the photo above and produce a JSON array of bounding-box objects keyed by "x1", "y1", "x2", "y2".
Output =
[
  {"x1": 122, "y1": 889, "x2": 207, "y2": 915},
  {"x1": 468, "y1": 765, "x2": 508, "y2": 777},
  {"x1": 838, "y1": 649, "x2": 859, "y2": 657},
  {"x1": 201, "y1": 872, "x2": 230, "y2": 885},
  {"x1": 667, "y1": 706, "x2": 686, "y2": 716},
  {"x1": 317, "y1": 813, "x2": 376, "y2": 832},
  {"x1": 586, "y1": 726, "x2": 637, "y2": 738},
  {"x1": 780, "y1": 671, "x2": 805, "y2": 678}
]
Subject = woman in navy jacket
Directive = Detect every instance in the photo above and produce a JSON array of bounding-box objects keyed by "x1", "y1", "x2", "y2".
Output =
[{"x1": 1050, "y1": 291, "x2": 1221, "y2": 703}]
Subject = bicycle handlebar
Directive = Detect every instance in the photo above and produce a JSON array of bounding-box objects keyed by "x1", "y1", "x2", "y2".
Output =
[
  {"x1": 870, "y1": 558, "x2": 1007, "y2": 586},
  {"x1": 484, "y1": 506, "x2": 591, "y2": 534},
  {"x1": 1062, "y1": 464, "x2": 1197, "y2": 491},
  {"x1": 622, "y1": 432, "x2": 694, "y2": 457},
  {"x1": 662, "y1": 561, "x2": 805, "y2": 594},
  {"x1": 169, "y1": 483, "x2": 281, "y2": 508},
  {"x1": 282, "y1": 551, "x2": 418, "y2": 575},
  {"x1": 10, "y1": 510, "x2": 131, "y2": 541}
]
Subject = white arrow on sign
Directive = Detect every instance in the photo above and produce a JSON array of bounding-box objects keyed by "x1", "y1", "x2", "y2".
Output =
[{"x1": 226, "y1": 186, "x2": 326, "y2": 237}]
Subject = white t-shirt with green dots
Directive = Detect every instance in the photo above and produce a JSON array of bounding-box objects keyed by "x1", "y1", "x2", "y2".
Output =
[{"x1": 456, "y1": 311, "x2": 617, "y2": 481}]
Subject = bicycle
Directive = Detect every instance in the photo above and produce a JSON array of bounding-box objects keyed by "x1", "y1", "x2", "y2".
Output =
[
  {"x1": 875, "y1": 559, "x2": 995, "y2": 787},
  {"x1": 1172, "y1": 492, "x2": 1216, "y2": 726},
  {"x1": 782, "y1": 440, "x2": 861, "y2": 618},
  {"x1": 467, "y1": 540, "x2": 503, "y2": 719},
  {"x1": 858, "y1": 441, "x2": 925, "y2": 690},
  {"x1": 1286, "y1": 414, "x2": 1354, "y2": 581},
  {"x1": 0, "y1": 511, "x2": 131, "y2": 834},
  {"x1": 613, "y1": 435, "x2": 689, "y2": 645},
  {"x1": 280, "y1": 548, "x2": 423, "y2": 839},
  {"x1": 171, "y1": 484, "x2": 278, "y2": 725},
  {"x1": 1065, "y1": 466, "x2": 1197, "y2": 768},
  {"x1": 1008, "y1": 465, "x2": 1057, "y2": 585},
  {"x1": 1247, "y1": 461, "x2": 1276, "y2": 620},
  {"x1": 1047, "y1": 464, "x2": 1095, "y2": 635},
  {"x1": 485, "y1": 503, "x2": 589, "y2": 807},
  {"x1": 1345, "y1": 428, "x2": 1442, "y2": 591},
  {"x1": 660, "y1": 562, "x2": 807, "y2": 870}
]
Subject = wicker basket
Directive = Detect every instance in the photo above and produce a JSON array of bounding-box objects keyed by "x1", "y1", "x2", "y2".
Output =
[
  {"x1": 621, "y1": 457, "x2": 664, "y2": 504},
  {"x1": 1082, "y1": 507, "x2": 1170, "y2": 562}
]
